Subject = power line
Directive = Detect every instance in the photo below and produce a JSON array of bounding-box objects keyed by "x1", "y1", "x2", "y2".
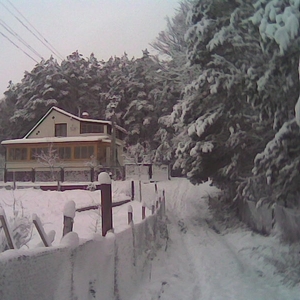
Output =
[
  {"x1": 0, "y1": 30, "x2": 39, "y2": 63},
  {"x1": 0, "y1": 1, "x2": 64, "y2": 61},
  {"x1": 0, "y1": 19, "x2": 44, "y2": 60},
  {"x1": 4, "y1": 0, "x2": 64, "y2": 60}
]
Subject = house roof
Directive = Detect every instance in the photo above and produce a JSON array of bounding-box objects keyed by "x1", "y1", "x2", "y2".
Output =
[
  {"x1": 1, "y1": 136, "x2": 123, "y2": 146},
  {"x1": 24, "y1": 106, "x2": 127, "y2": 138}
]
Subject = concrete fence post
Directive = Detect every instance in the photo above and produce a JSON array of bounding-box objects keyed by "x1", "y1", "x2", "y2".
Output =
[
  {"x1": 63, "y1": 200, "x2": 76, "y2": 237},
  {"x1": 0, "y1": 207, "x2": 16, "y2": 249},
  {"x1": 128, "y1": 205, "x2": 133, "y2": 225},
  {"x1": 98, "y1": 172, "x2": 113, "y2": 236}
]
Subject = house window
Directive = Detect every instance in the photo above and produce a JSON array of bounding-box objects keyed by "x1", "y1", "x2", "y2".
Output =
[
  {"x1": 80, "y1": 123, "x2": 104, "y2": 134},
  {"x1": 30, "y1": 147, "x2": 48, "y2": 160},
  {"x1": 74, "y1": 146, "x2": 94, "y2": 159},
  {"x1": 58, "y1": 147, "x2": 71, "y2": 159},
  {"x1": 8, "y1": 148, "x2": 28, "y2": 161},
  {"x1": 55, "y1": 123, "x2": 67, "y2": 137}
]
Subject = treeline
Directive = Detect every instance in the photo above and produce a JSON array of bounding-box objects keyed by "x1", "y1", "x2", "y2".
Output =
[{"x1": 1, "y1": 0, "x2": 300, "y2": 208}]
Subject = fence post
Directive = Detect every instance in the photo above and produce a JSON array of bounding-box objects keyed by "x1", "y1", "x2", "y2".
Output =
[
  {"x1": 90, "y1": 167, "x2": 95, "y2": 182},
  {"x1": 162, "y1": 190, "x2": 166, "y2": 216},
  {"x1": 151, "y1": 204, "x2": 155, "y2": 215},
  {"x1": 63, "y1": 201, "x2": 76, "y2": 237},
  {"x1": 128, "y1": 205, "x2": 133, "y2": 225},
  {"x1": 3, "y1": 167, "x2": 7, "y2": 183},
  {"x1": 60, "y1": 167, "x2": 64, "y2": 183},
  {"x1": 139, "y1": 180, "x2": 142, "y2": 202},
  {"x1": 32, "y1": 213, "x2": 50, "y2": 247},
  {"x1": 31, "y1": 168, "x2": 35, "y2": 183},
  {"x1": 131, "y1": 180, "x2": 135, "y2": 201},
  {"x1": 142, "y1": 204, "x2": 146, "y2": 220},
  {"x1": 149, "y1": 164, "x2": 153, "y2": 180},
  {"x1": 0, "y1": 207, "x2": 16, "y2": 249},
  {"x1": 13, "y1": 172, "x2": 16, "y2": 190},
  {"x1": 98, "y1": 172, "x2": 113, "y2": 236}
]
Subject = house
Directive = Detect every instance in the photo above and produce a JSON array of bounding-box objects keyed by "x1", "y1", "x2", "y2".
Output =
[{"x1": 1, "y1": 106, "x2": 127, "y2": 180}]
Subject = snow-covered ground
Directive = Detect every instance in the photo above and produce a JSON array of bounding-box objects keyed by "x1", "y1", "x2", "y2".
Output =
[
  {"x1": 0, "y1": 180, "x2": 150, "y2": 248},
  {"x1": 133, "y1": 179, "x2": 300, "y2": 300},
  {"x1": 0, "y1": 178, "x2": 300, "y2": 299}
]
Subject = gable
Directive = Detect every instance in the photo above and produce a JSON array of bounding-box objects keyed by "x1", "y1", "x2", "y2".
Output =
[
  {"x1": 26, "y1": 107, "x2": 81, "y2": 139},
  {"x1": 24, "y1": 106, "x2": 127, "y2": 140}
]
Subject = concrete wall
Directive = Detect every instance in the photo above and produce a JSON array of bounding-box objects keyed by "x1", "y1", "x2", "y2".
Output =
[{"x1": 237, "y1": 198, "x2": 300, "y2": 242}]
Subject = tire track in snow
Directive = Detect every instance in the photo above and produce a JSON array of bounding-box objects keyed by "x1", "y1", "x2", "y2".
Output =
[{"x1": 133, "y1": 179, "x2": 298, "y2": 300}]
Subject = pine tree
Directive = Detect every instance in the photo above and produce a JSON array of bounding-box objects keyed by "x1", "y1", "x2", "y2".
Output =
[{"x1": 242, "y1": 0, "x2": 300, "y2": 207}]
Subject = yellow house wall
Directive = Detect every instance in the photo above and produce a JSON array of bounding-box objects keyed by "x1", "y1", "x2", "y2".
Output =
[
  {"x1": 27, "y1": 109, "x2": 113, "y2": 138},
  {"x1": 27, "y1": 110, "x2": 81, "y2": 138},
  {"x1": 4, "y1": 140, "x2": 124, "y2": 170}
]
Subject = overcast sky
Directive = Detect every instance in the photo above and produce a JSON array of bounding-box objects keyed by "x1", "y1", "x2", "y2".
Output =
[{"x1": 0, "y1": 0, "x2": 181, "y2": 97}]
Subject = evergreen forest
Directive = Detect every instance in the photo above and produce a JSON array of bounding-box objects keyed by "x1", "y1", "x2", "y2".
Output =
[{"x1": 1, "y1": 0, "x2": 300, "y2": 209}]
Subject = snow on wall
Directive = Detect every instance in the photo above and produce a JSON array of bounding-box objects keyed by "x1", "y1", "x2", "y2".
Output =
[
  {"x1": 0, "y1": 204, "x2": 166, "y2": 300},
  {"x1": 237, "y1": 197, "x2": 300, "y2": 242}
]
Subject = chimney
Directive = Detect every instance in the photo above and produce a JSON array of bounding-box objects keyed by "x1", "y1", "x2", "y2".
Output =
[{"x1": 82, "y1": 112, "x2": 89, "y2": 119}]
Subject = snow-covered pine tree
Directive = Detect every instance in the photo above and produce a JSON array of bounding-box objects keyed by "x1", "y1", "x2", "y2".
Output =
[
  {"x1": 241, "y1": 0, "x2": 300, "y2": 208},
  {"x1": 151, "y1": 1, "x2": 199, "y2": 167},
  {"x1": 6, "y1": 57, "x2": 60, "y2": 138},
  {"x1": 171, "y1": 0, "x2": 267, "y2": 202}
]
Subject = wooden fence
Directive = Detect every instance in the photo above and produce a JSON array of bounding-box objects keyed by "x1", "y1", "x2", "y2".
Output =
[
  {"x1": 0, "y1": 172, "x2": 166, "y2": 251},
  {"x1": 0, "y1": 166, "x2": 126, "y2": 183}
]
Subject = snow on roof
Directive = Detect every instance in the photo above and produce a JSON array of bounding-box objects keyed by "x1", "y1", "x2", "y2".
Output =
[
  {"x1": 1, "y1": 136, "x2": 108, "y2": 145},
  {"x1": 24, "y1": 106, "x2": 127, "y2": 138},
  {"x1": 1, "y1": 135, "x2": 125, "y2": 146}
]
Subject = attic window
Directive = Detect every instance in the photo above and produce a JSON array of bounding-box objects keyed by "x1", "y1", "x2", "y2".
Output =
[{"x1": 55, "y1": 123, "x2": 67, "y2": 137}]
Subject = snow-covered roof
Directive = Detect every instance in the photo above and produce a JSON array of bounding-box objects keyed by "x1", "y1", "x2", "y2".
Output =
[
  {"x1": 24, "y1": 106, "x2": 127, "y2": 138},
  {"x1": 1, "y1": 135, "x2": 125, "y2": 146},
  {"x1": 2, "y1": 136, "x2": 109, "y2": 145}
]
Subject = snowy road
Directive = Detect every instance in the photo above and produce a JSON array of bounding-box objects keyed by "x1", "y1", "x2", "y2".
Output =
[{"x1": 133, "y1": 179, "x2": 299, "y2": 300}]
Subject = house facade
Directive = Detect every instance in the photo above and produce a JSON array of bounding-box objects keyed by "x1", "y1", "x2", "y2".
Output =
[{"x1": 1, "y1": 106, "x2": 126, "y2": 173}]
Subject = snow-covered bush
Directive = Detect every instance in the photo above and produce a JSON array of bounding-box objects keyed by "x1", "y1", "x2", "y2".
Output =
[{"x1": 0, "y1": 210, "x2": 32, "y2": 252}]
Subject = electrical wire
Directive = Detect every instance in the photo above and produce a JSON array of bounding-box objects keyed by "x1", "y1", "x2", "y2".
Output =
[
  {"x1": 0, "y1": 30, "x2": 39, "y2": 63},
  {"x1": 4, "y1": 0, "x2": 64, "y2": 60},
  {"x1": 0, "y1": 19, "x2": 44, "y2": 60},
  {"x1": 0, "y1": 1, "x2": 64, "y2": 61}
]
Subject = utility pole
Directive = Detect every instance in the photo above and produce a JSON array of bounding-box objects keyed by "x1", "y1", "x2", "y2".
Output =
[
  {"x1": 109, "y1": 95, "x2": 120, "y2": 180},
  {"x1": 111, "y1": 104, "x2": 116, "y2": 179}
]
